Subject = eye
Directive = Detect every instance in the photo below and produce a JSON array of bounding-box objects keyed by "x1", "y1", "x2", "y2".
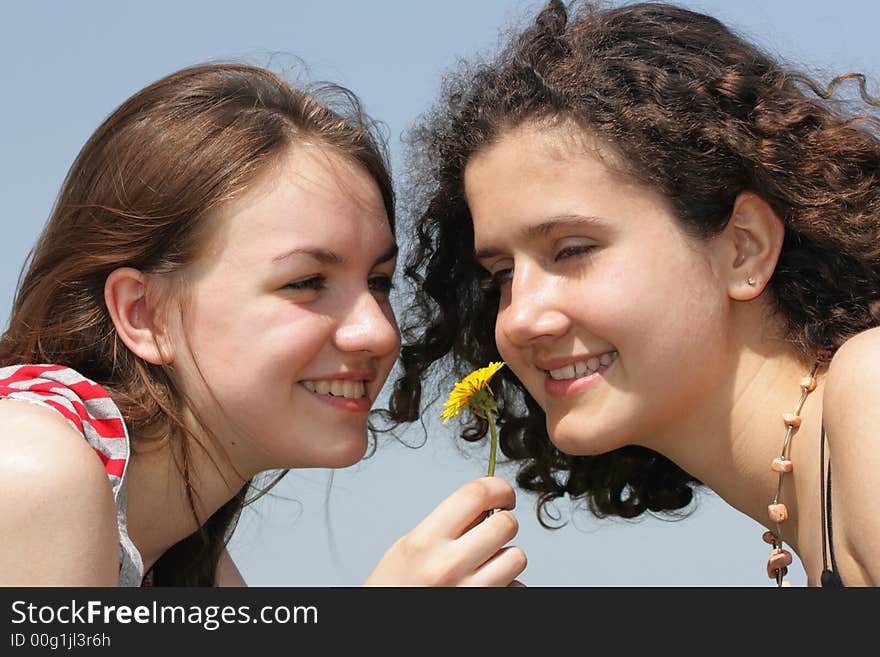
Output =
[
  {"x1": 284, "y1": 275, "x2": 325, "y2": 291},
  {"x1": 369, "y1": 275, "x2": 394, "y2": 297},
  {"x1": 480, "y1": 268, "x2": 512, "y2": 293},
  {"x1": 555, "y1": 244, "x2": 596, "y2": 261}
]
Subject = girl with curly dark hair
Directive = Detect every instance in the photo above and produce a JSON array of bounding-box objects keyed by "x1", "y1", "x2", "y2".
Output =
[{"x1": 385, "y1": 0, "x2": 880, "y2": 586}]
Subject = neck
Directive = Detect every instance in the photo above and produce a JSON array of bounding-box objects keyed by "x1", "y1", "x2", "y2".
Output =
[
  {"x1": 123, "y1": 428, "x2": 251, "y2": 573},
  {"x1": 646, "y1": 339, "x2": 825, "y2": 557}
]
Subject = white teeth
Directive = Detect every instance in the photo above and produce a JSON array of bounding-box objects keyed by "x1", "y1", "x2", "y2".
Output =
[
  {"x1": 546, "y1": 351, "x2": 618, "y2": 380},
  {"x1": 302, "y1": 379, "x2": 366, "y2": 399},
  {"x1": 548, "y1": 364, "x2": 576, "y2": 380}
]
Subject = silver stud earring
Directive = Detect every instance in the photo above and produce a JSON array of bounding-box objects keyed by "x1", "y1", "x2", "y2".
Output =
[{"x1": 747, "y1": 276, "x2": 757, "y2": 286}]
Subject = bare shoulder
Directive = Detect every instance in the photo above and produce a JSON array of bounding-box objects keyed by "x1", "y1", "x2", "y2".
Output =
[
  {"x1": 825, "y1": 326, "x2": 880, "y2": 392},
  {"x1": 820, "y1": 327, "x2": 880, "y2": 585},
  {"x1": 0, "y1": 399, "x2": 119, "y2": 585},
  {"x1": 822, "y1": 327, "x2": 880, "y2": 426}
]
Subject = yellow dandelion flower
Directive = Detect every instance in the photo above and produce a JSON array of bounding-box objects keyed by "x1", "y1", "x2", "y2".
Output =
[
  {"x1": 440, "y1": 361, "x2": 506, "y2": 423},
  {"x1": 441, "y1": 362, "x2": 505, "y2": 484}
]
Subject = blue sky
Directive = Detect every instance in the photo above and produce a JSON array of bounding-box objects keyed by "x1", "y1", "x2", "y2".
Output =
[{"x1": 2, "y1": 0, "x2": 878, "y2": 586}]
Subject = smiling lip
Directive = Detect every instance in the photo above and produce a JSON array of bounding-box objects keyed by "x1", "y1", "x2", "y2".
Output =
[
  {"x1": 303, "y1": 386, "x2": 373, "y2": 413},
  {"x1": 305, "y1": 370, "x2": 375, "y2": 382},
  {"x1": 535, "y1": 352, "x2": 613, "y2": 372},
  {"x1": 540, "y1": 352, "x2": 617, "y2": 398},
  {"x1": 302, "y1": 386, "x2": 372, "y2": 413},
  {"x1": 299, "y1": 371, "x2": 375, "y2": 413}
]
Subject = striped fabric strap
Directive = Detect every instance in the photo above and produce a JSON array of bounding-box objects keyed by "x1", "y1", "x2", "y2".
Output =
[{"x1": 0, "y1": 364, "x2": 144, "y2": 586}]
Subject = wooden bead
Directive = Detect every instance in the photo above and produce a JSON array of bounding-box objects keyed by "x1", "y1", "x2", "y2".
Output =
[
  {"x1": 770, "y1": 548, "x2": 793, "y2": 567},
  {"x1": 767, "y1": 548, "x2": 793, "y2": 578},
  {"x1": 783, "y1": 413, "x2": 801, "y2": 428},
  {"x1": 781, "y1": 581, "x2": 792, "y2": 587},
  {"x1": 769, "y1": 565, "x2": 789, "y2": 579},
  {"x1": 768, "y1": 503, "x2": 788, "y2": 523},
  {"x1": 771, "y1": 457, "x2": 793, "y2": 473},
  {"x1": 762, "y1": 531, "x2": 778, "y2": 545},
  {"x1": 800, "y1": 376, "x2": 817, "y2": 392}
]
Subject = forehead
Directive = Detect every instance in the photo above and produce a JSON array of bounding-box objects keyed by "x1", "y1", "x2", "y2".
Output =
[
  {"x1": 465, "y1": 121, "x2": 627, "y2": 194},
  {"x1": 204, "y1": 145, "x2": 392, "y2": 260},
  {"x1": 464, "y1": 121, "x2": 688, "y2": 247}
]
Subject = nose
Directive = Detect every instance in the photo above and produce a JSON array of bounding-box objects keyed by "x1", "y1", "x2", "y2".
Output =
[
  {"x1": 333, "y1": 289, "x2": 400, "y2": 358},
  {"x1": 497, "y1": 265, "x2": 570, "y2": 347}
]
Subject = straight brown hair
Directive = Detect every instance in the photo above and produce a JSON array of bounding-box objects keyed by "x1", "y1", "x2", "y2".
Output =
[{"x1": 1, "y1": 62, "x2": 395, "y2": 585}]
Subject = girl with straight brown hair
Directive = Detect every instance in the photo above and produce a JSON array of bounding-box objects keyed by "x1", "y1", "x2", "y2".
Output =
[{"x1": 0, "y1": 62, "x2": 527, "y2": 586}]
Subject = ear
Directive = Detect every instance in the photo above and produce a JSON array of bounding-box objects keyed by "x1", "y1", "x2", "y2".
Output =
[
  {"x1": 720, "y1": 192, "x2": 785, "y2": 302},
  {"x1": 104, "y1": 268, "x2": 174, "y2": 365}
]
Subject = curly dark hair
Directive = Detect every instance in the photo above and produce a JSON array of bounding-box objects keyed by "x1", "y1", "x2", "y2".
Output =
[{"x1": 380, "y1": 0, "x2": 880, "y2": 525}]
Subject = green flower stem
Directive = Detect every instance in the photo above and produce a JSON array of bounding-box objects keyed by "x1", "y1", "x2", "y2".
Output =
[
  {"x1": 487, "y1": 411, "x2": 498, "y2": 477},
  {"x1": 486, "y1": 411, "x2": 498, "y2": 518}
]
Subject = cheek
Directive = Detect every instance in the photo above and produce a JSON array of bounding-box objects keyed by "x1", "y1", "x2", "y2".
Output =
[
  {"x1": 612, "y1": 255, "x2": 725, "y2": 367},
  {"x1": 183, "y1": 289, "x2": 330, "y2": 384},
  {"x1": 262, "y1": 313, "x2": 334, "y2": 367},
  {"x1": 181, "y1": 278, "x2": 251, "y2": 345}
]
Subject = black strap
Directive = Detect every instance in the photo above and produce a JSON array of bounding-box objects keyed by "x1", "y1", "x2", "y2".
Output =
[
  {"x1": 825, "y1": 461, "x2": 840, "y2": 574},
  {"x1": 820, "y1": 422, "x2": 829, "y2": 571},
  {"x1": 819, "y1": 422, "x2": 843, "y2": 585}
]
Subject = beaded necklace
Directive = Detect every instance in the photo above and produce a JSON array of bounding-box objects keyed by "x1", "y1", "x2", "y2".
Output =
[{"x1": 761, "y1": 358, "x2": 822, "y2": 587}]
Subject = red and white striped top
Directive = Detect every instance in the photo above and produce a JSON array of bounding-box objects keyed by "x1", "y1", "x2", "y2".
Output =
[{"x1": 0, "y1": 364, "x2": 145, "y2": 586}]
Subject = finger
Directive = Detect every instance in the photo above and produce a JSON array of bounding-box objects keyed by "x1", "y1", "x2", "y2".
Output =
[
  {"x1": 459, "y1": 509, "x2": 493, "y2": 537},
  {"x1": 454, "y1": 509, "x2": 520, "y2": 570},
  {"x1": 463, "y1": 545, "x2": 528, "y2": 587},
  {"x1": 419, "y1": 477, "x2": 516, "y2": 540}
]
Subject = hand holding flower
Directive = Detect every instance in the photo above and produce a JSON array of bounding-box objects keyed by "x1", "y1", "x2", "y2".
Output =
[{"x1": 363, "y1": 361, "x2": 526, "y2": 586}]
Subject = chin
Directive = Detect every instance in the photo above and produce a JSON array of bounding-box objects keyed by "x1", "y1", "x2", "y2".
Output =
[
  {"x1": 548, "y1": 433, "x2": 600, "y2": 456},
  {"x1": 268, "y1": 432, "x2": 369, "y2": 469},
  {"x1": 315, "y1": 435, "x2": 369, "y2": 469},
  {"x1": 546, "y1": 415, "x2": 620, "y2": 456}
]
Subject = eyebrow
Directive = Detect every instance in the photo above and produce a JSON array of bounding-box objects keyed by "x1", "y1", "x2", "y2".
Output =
[
  {"x1": 474, "y1": 214, "x2": 605, "y2": 260},
  {"x1": 273, "y1": 242, "x2": 398, "y2": 267}
]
